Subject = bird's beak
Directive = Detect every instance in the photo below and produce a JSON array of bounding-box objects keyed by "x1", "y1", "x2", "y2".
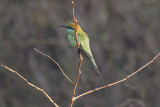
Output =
[{"x1": 58, "y1": 25, "x2": 69, "y2": 28}]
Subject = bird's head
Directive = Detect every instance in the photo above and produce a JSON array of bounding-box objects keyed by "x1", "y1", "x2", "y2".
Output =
[{"x1": 59, "y1": 23, "x2": 82, "y2": 33}]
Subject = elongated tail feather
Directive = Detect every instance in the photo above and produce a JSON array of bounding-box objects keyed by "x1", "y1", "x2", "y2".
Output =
[{"x1": 90, "y1": 58, "x2": 107, "y2": 95}]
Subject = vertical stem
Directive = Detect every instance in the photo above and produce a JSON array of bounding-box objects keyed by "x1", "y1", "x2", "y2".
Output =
[
  {"x1": 70, "y1": 1, "x2": 83, "y2": 107},
  {"x1": 70, "y1": 52, "x2": 83, "y2": 107}
]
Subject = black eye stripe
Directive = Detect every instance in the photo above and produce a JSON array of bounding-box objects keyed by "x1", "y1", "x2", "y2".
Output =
[{"x1": 67, "y1": 27, "x2": 75, "y2": 30}]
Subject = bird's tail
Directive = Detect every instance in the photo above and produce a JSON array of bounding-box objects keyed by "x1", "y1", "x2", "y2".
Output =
[{"x1": 90, "y1": 57, "x2": 107, "y2": 95}]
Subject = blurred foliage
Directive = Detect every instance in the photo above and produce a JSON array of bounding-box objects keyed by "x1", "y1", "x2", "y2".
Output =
[{"x1": 0, "y1": 0, "x2": 160, "y2": 107}]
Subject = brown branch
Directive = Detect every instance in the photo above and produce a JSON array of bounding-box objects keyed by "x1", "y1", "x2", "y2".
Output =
[
  {"x1": 70, "y1": 51, "x2": 83, "y2": 107},
  {"x1": 0, "y1": 63, "x2": 59, "y2": 107},
  {"x1": 71, "y1": 1, "x2": 78, "y2": 48},
  {"x1": 70, "y1": 1, "x2": 83, "y2": 107},
  {"x1": 74, "y1": 52, "x2": 160, "y2": 100},
  {"x1": 34, "y1": 48, "x2": 74, "y2": 84}
]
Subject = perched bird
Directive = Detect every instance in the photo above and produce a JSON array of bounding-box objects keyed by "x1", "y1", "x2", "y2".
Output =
[{"x1": 60, "y1": 23, "x2": 107, "y2": 93}]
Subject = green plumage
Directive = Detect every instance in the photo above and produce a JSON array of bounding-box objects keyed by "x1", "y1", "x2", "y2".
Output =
[
  {"x1": 67, "y1": 24, "x2": 99, "y2": 71},
  {"x1": 67, "y1": 28, "x2": 93, "y2": 59},
  {"x1": 60, "y1": 23, "x2": 107, "y2": 94}
]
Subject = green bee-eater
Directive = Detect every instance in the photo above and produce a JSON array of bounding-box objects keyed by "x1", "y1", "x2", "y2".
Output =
[{"x1": 60, "y1": 23, "x2": 106, "y2": 92}]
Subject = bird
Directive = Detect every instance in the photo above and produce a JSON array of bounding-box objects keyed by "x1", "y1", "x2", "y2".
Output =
[{"x1": 60, "y1": 23, "x2": 107, "y2": 93}]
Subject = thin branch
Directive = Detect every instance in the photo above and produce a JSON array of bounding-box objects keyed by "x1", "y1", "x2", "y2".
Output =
[
  {"x1": 34, "y1": 48, "x2": 74, "y2": 84},
  {"x1": 70, "y1": 1, "x2": 83, "y2": 107},
  {"x1": 74, "y1": 52, "x2": 160, "y2": 100},
  {"x1": 70, "y1": 50, "x2": 83, "y2": 107},
  {"x1": 0, "y1": 63, "x2": 59, "y2": 107}
]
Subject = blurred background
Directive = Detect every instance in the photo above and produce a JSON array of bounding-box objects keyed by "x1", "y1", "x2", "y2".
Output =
[{"x1": 0, "y1": 0, "x2": 160, "y2": 107}]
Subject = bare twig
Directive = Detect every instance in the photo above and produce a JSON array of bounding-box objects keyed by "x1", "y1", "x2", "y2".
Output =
[
  {"x1": 0, "y1": 63, "x2": 59, "y2": 107},
  {"x1": 70, "y1": 1, "x2": 83, "y2": 107},
  {"x1": 74, "y1": 52, "x2": 160, "y2": 100},
  {"x1": 34, "y1": 48, "x2": 74, "y2": 84},
  {"x1": 70, "y1": 50, "x2": 83, "y2": 107}
]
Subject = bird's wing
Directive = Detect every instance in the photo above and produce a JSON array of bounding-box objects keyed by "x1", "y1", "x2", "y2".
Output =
[{"x1": 78, "y1": 32, "x2": 93, "y2": 58}]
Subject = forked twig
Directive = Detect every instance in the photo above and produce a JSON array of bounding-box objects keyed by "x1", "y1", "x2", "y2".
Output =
[
  {"x1": 70, "y1": 1, "x2": 83, "y2": 107},
  {"x1": 34, "y1": 48, "x2": 74, "y2": 84},
  {"x1": 74, "y1": 52, "x2": 160, "y2": 100},
  {"x1": 0, "y1": 63, "x2": 59, "y2": 107}
]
